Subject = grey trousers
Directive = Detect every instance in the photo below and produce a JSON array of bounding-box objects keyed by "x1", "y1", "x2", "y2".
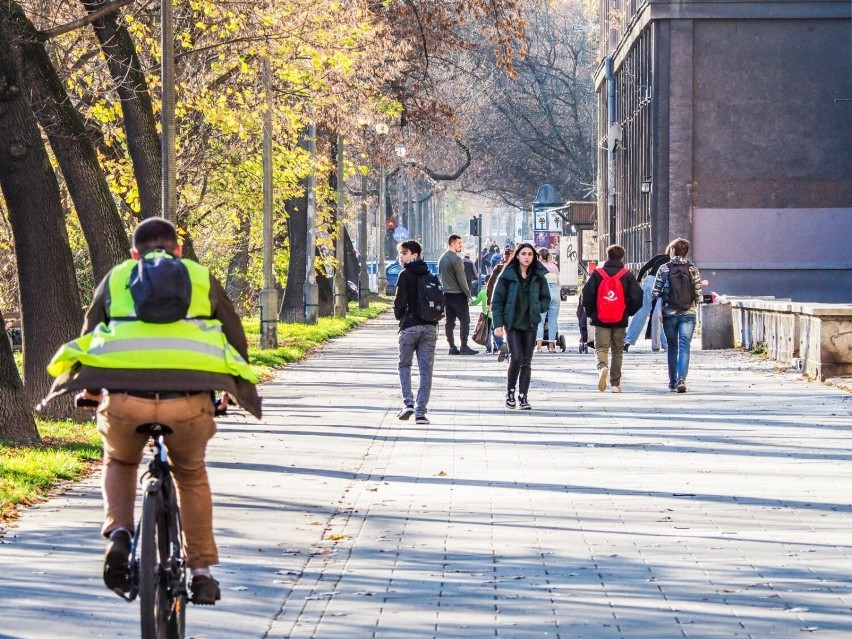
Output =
[{"x1": 398, "y1": 324, "x2": 438, "y2": 416}]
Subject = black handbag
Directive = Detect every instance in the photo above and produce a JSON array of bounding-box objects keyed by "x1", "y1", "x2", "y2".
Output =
[{"x1": 472, "y1": 312, "x2": 489, "y2": 345}]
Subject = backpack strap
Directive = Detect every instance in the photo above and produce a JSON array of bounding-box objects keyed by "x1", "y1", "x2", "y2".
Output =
[{"x1": 596, "y1": 267, "x2": 627, "y2": 281}]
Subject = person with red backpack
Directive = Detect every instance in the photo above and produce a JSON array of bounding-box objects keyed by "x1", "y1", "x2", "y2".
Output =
[{"x1": 582, "y1": 245, "x2": 643, "y2": 393}]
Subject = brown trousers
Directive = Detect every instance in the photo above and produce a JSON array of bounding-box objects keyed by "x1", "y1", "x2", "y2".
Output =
[
  {"x1": 595, "y1": 326, "x2": 626, "y2": 386},
  {"x1": 97, "y1": 392, "x2": 218, "y2": 569}
]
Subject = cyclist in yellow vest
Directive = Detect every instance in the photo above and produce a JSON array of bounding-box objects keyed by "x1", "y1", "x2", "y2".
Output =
[{"x1": 46, "y1": 218, "x2": 261, "y2": 605}]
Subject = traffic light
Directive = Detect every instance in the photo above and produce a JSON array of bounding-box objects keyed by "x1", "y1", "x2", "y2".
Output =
[
  {"x1": 386, "y1": 217, "x2": 397, "y2": 231},
  {"x1": 469, "y1": 216, "x2": 480, "y2": 237}
]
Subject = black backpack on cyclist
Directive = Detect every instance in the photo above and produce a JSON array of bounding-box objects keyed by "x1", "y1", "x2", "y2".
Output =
[{"x1": 129, "y1": 251, "x2": 192, "y2": 323}]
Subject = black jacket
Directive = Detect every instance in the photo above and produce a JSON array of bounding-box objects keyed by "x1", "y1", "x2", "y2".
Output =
[
  {"x1": 394, "y1": 259, "x2": 439, "y2": 330},
  {"x1": 582, "y1": 259, "x2": 643, "y2": 328}
]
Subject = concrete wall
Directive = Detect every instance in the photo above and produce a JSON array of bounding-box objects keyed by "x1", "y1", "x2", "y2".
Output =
[
  {"x1": 686, "y1": 16, "x2": 852, "y2": 301},
  {"x1": 730, "y1": 299, "x2": 852, "y2": 379},
  {"x1": 596, "y1": 1, "x2": 852, "y2": 301}
]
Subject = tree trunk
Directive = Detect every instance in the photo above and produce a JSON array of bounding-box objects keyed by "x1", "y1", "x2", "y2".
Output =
[
  {"x1": 344, "y1": 227, "x2": 360, "y2": 287},
  {"x1": 279, "y1": 191, "x2": 306, "y2": 323},
  {"x1": 0, "y1": 26, "x2": 83, "y2": 416},
  {"x1": 225, "y1": 213, "x2": 252, "y2": 316},
  {"x1": 81, "y1": 0, "x2": 161, "y2": 220},
  {"x1": 317, "y1": 265, "x2": 333, "y2": 317},
  {"x1": 1, "y1": 1, "x2": 128, "y2": 284},
  {"x1": 0, "y1": 307, "x2": 38, "y2": 443}
]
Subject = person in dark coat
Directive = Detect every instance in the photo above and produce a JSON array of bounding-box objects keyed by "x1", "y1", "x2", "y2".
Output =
[
  {"x1": 393, "y1": 240, "x2": 439, "y2": 424},
  {"x1": 490, "y1": 243, "x2": 551, "y2": 410},
  {"x1": 582, "y1": 244, "x2": 643, "y2": 393}
]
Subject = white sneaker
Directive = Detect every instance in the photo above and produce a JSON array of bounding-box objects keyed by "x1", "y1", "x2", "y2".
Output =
[
  {"x1": 597, "y1": 367, "x2": 608, "y2": 392},
  {"x1": 611, "y1": 386, "x2": 622, "y2": 393}
]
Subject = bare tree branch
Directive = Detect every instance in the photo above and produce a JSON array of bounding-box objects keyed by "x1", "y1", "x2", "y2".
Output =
[{"x1": 38, "y1": 0, "x2": 134, "y2": 41}]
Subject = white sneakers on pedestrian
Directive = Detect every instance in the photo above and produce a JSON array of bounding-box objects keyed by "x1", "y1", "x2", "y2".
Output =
[
  {"x1": 611, "y1": 386, "x2": 622, "y2": 393},
  {"x1": 598, "y1": 367, "x2": 608, "y2": 392}
]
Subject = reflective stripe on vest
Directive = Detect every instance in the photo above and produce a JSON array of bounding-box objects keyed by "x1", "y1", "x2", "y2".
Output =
[{"x1": 46, "y1": 259, "x2": 257, "y2": 383}]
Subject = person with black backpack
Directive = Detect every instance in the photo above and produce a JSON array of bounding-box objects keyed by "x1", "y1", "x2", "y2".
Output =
[
  {"x1": 393, "y1": 240, "x2": 442, "y2": 425},
  {"x1": 651, "y1": 237, "x2": 703, "y2": 393},
  {"x1": 582, "y1": 244, "x2": 643, "y2": 393}
]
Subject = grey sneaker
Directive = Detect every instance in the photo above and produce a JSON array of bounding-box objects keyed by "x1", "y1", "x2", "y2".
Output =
[
  {"x1": 415, "y1": 415, "x2": 430, "y2": 425},
  {"x1": 676, "y1": 379, "x2": 687, "y2": 393},
  {"x1": 397, "y1": 405, "x2": 414, "y2": 420},
  {"x1": 448, "y1": 346, "x2": 460, "y2": 355},
  {"x1": 518, "y1": 395, "x2": 531, "y2": 410},
  {"x1": 497, "y1": 345, "x2": 508, "y2": 362}
]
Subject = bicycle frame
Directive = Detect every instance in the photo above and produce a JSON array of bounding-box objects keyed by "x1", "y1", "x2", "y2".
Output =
[{"x1": 120, "y1": 426, "x2": 188, "y2": 613}]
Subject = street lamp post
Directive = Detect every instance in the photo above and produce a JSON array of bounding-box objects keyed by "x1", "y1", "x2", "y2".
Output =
[
  {"x1": 333, "y1": 134, "x2": 347, "y2": 317},
  {"x1": 260, "y1": 57, "x2": 278, "y2": 348},
  {"x1": 395, "y1": 143, "x2": 406, "y2": 232},
  {"x1": 304, "y1": 124, "x2": 318, "y2": 323},
  {"x1": 161, "y1": 0, "x2": 176, "y2": 222},
  {"x1": 375, "y1": 123, "x2": 389, "y2": 295},
  {"x1": 356, "y1": 120, "x2": 370, "y2": 308}
]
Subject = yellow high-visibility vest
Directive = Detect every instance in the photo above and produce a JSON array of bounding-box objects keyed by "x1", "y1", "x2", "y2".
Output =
[{"x1": 47, "y1": 256, "x2": 257, "y2": 383}]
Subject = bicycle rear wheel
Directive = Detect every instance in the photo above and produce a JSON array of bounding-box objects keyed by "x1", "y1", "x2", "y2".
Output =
[{"x1": 139, "y1": 481, "x2": 185, "y2": 639}]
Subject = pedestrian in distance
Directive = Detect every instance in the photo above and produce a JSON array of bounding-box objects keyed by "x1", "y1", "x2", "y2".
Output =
[
  {"x1": 44, "y1": 218, "x2": 262, "y2": 606},
  {"x1": 582, "y1": 244, "x2": 643, "y2": 393},
  {"x1": 486, "y1": 247, "x2": 513, "y2": 362},
  {"x1": 393, "y1": 240, "x2": 440, "y2": 424},
  {"x1": 438, "y1": 234, "x2": 478, "y2": 355},
  {"x1": 624, "y1": 253, "x2": 670, "y2": 352},
  {"x1": 469, "y1": 287, "x2": 493, "y2": 353},
  {"x1": 652, "y1": 237, "x2": 703, "y2": 393},
  {"x1": 535, "y1": 248, "x2": 561, "y2": 353},
  {"x1": 463, "y1": 253, "x2": 479, "y2": 295},
  {"x1": 491, "y1": 243, "x2": 551, "y2": 410}
]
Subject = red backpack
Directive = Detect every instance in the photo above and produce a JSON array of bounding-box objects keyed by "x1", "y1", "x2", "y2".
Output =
[{"x1": 595, "y1": 267, "x2": 628, "y2": 323}]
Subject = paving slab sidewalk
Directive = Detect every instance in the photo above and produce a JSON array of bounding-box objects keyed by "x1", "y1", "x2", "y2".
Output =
[{"x1": 1, "y1": 307, "x2": 850, "y2": 639}]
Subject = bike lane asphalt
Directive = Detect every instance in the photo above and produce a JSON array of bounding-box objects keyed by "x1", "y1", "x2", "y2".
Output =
[{"x1": 1, "y1": 309, "x2": 850, "y2": 638}]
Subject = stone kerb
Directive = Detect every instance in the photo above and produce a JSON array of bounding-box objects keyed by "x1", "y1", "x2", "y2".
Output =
[
  {"x1": 731, "y1": 298, "x2": 852, "y2": 381},
  {"x1": 799, "y1": 304, "x2": 852, "y2": 380}
]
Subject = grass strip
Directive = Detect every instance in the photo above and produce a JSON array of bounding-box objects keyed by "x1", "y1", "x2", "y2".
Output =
[{"x1": 1, "y1": 301, "x2": 388, "y2": 523}]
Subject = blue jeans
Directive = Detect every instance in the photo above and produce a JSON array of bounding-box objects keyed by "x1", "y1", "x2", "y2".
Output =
[
  {"x1": 536, "y1": 287, "x2": 561, "y2": 343},
  {"x1": 398, "y1": 324, "x2": 438, "y2": 416},
  {"x1": 626, "y1": 275, "x2": 667, "y2": 349},
  {"x1": 662, "y1": 315, "x2": 696, "y2": 386},
  {"x1": 490, "y1": 320, "x2": 505, "y2": 350}
]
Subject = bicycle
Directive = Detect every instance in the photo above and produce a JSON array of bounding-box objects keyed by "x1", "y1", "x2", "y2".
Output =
[
  {"x1": 133, "y1": 422, "x2": 188, "y2": 639},
  {"x1": 77, "y1": 394, "x2": 188, "y2": 638}
]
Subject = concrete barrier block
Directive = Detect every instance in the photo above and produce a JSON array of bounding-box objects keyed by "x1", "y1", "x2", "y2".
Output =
[{"x1": 701, "y1": 304, "x2": 735, "y2": 349}]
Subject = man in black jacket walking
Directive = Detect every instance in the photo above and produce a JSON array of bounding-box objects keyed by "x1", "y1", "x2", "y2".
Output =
[
  {"x1": 582, "y1": 244, "x2": 643, "y2": 393},
  {"x1": 393, "y1": 240, "x2": 439, "y2": 424}
]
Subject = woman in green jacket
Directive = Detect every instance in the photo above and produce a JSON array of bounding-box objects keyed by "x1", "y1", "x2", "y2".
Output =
[{"x1": 490, "y1": 243, "x2": 551, "y2": 410}]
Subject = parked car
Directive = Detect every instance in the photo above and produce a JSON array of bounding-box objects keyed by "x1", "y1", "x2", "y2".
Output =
[{"x1": 385, "y1": 260, "x2": 439, "y2": 295}]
